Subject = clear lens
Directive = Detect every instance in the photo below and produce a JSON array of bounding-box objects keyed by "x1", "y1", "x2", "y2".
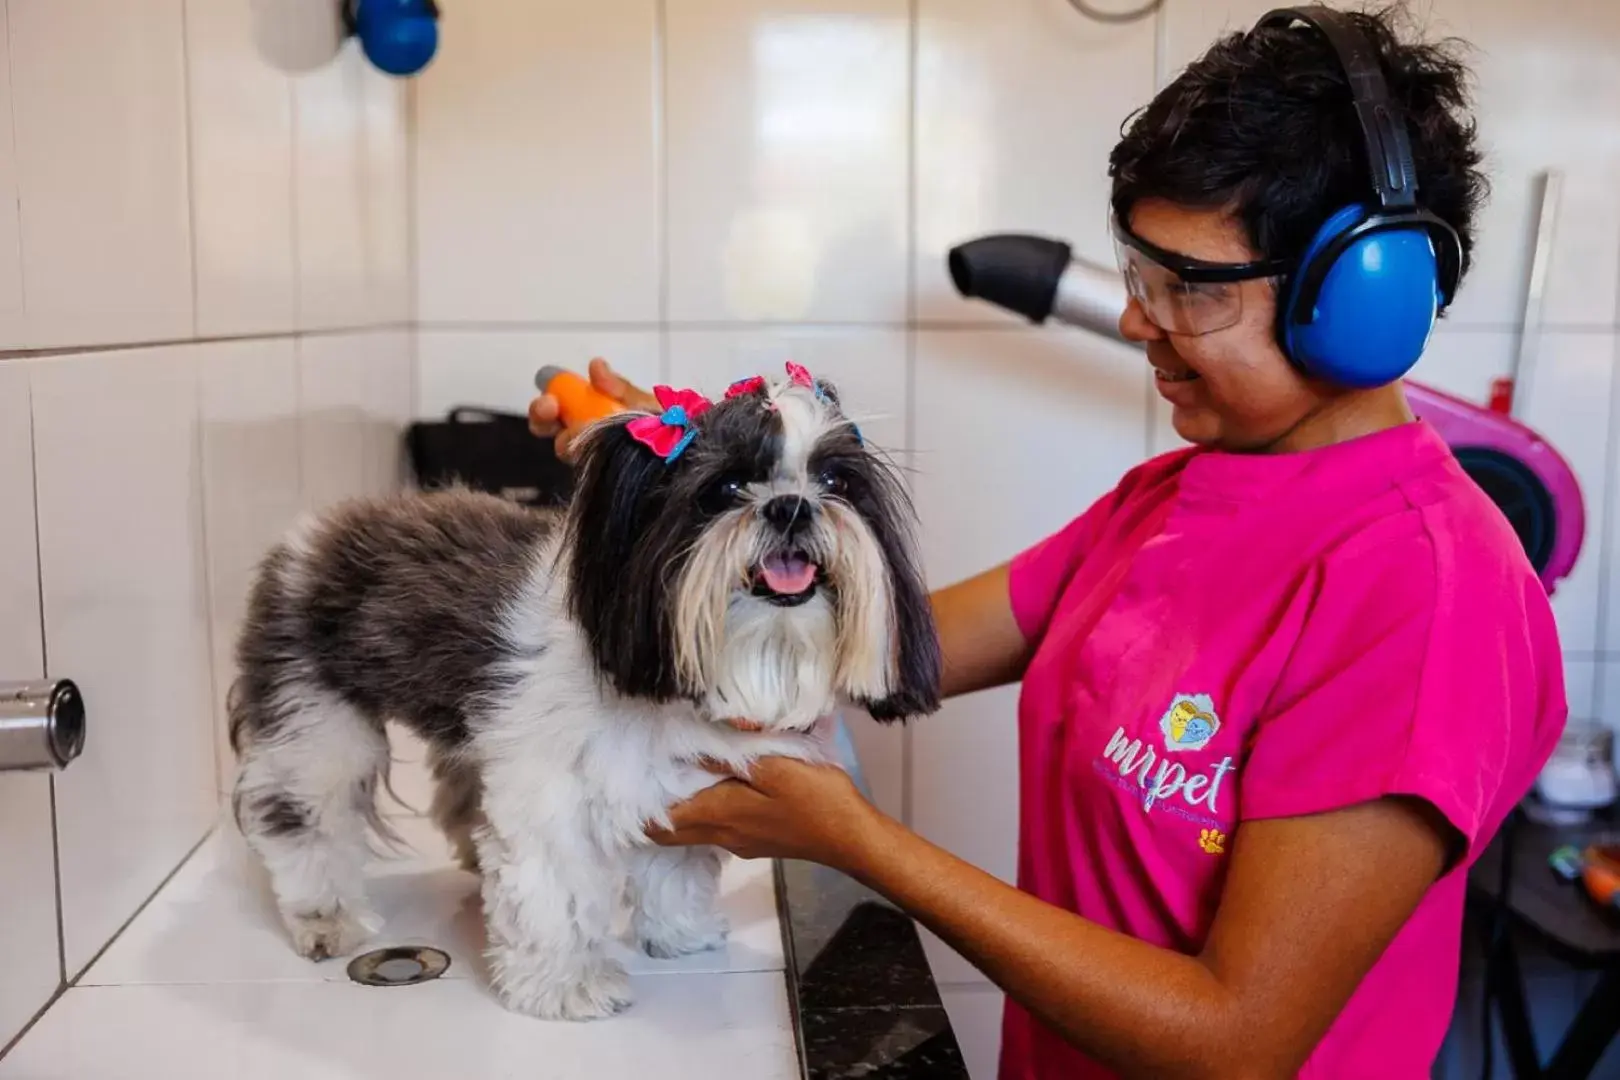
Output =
[{"x1": 1113, "y1": 235, "x2": 1246, "y2": 336}]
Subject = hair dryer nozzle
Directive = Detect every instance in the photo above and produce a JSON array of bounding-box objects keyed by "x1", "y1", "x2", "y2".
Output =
[
  {"x1": 947, "y1": 235, "x2": 1074, "y2": 324},
  {"x1": 948, "y1": 234, "x2": 1133, "y2": 343}
]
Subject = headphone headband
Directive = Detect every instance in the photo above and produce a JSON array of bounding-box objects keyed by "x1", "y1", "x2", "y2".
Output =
[
  {"x1": 1254, "y1": 6, "x2": 1419, "y2": 212},
  {"x1": 1255, "y1": 5, "x2": 1462, "y2": 324}
]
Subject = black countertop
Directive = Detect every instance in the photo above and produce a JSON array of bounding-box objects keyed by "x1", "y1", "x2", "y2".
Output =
[
  {"x1": 774, "y1": 719, "x2": 971, "y2": 1079},
  {"x1": 775, "y1": 858, "x2": 970, "y2": 1079}
]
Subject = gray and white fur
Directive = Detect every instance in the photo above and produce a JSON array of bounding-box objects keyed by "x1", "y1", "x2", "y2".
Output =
[{"x1": 228, "y1": 369, "x2": 941, "y2": 1020}]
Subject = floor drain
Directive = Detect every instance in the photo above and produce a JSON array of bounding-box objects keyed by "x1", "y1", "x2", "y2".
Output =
[{"x1": 347, "y1": 945, "x2": 451, "y2": 988}]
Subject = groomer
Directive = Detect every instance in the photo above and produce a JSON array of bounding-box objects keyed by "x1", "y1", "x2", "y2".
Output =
[{"x1": 529, "y1": 6, "x2": 1567, "y2": 1076}]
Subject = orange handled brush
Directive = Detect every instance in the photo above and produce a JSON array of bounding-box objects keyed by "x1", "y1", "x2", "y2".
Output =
[
  {"x1": 1585, "y1": 844, "x2": 1620, "y2": 911},
  {"x1": 534, "y1": 366, "x2": 629, "y2": 428}
]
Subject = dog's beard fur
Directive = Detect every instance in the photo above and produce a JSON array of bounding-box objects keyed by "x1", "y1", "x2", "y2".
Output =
[
  {"x1": 670, "y1": 489, "x2": 899, "y2": 729},
  {"x1": 226, "y1": 372, "x2": 941, "y2": 1023}
]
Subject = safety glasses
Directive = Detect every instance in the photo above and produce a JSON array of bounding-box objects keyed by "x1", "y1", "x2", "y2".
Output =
[{"x1": 1111, "y1": 215, "x2": 1292, "y2": 336}]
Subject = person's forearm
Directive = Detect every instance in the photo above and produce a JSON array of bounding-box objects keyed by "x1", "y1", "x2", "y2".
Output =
[
  {"x1": 845, "y1": 816, "x2": 1270, "y2": 1079},
  {"x1": 931, "y1": 564, "x2": 1032, "y2": 700}
]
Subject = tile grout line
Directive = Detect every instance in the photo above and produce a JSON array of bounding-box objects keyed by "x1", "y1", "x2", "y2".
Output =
[
  {"x1": 1587, "y1": 241, "x2": 1620, "y2": 722},
  {"x1": 64, "y1": 825, "x2": 219, "y2": 988},
  {"x1": 655, "y1": 0, "x2": 670, "y2": 384},
  {"x1": 288, "y1": 53, "x2": 304, "y2": 333},
  {"x1": 1591, "y1": 326, "x2": 1620, "y2": 723},
  {"x1": 178, "y1": 0, "x2": 201, "y2": 339},
  {"x1": 410, "y1": 319, "x2": 1620, "y2": 332},
  {"x1": 293, "y1": 328, "x2": 310, "y2": 537},
  {"x1": 177, "y1": 0, "x2": 238, "y2": 799},
  {"x1": 358, "y1": 66, "x2": 376, "y2": 334},
  {"x1": 4, "y1": 0, "x2": 26, "y2": 316},
  {"x1": 901, "y1": 0, "x2": 920, "y2": 832},
  {"x1": 407, "y1": 319, "x2": 1620, "y2": 337},
  {"x1": 0, "y1": 825, "x2": 217, "y2": 1063},
  {"x1": 0, "y1": 322, "x2": 413, "y2": 362},
  {"x1": 1153, "y1": 0, "x2": 1169, "y2": 91},
  {"x1": 1593, "y1": 224, "x2": 1620, "y2": 722},
  {"x1": 25, "y1": 370, "x2": 68, "y2": 996},
  {"x1": 405, "y1": 61, "x2": 421, "y2": 419},
  {"x1": 190, "y1": 343, "x2": 225, "y2": 788},
  {"x1": 22, "y1": 372, "x2": 46, "y2": 715}
]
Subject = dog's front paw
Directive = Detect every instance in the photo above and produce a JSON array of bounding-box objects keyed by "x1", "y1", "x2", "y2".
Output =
[
  {"x1": 492, "y1": 954, "x2": 634, "y2": 1021},
  {"x1": 284, "y1": 906, "x2": 375, "y2": 962},
  {"x1": 638, "y1": 911, "x2": 730, "y2": 959}
]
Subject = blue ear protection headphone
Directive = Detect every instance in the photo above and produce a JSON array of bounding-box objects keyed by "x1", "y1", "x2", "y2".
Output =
[{"x1": 1255, "y1": 6, "x2": 1464, "y2": 389}]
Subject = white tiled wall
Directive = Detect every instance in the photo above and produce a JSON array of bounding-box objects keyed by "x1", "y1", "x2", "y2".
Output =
[
  {"x1": 363, "y1": 75, "x2": 413, "y2": 327},
  {"x1": 0, "y1": 0, "x2": 411, "y2": 1050},
  {"x1": 30, "y1": 347, "x2": 219, "y2": 977},
  {"x1": 197, "y1": 340, "x2": 304, "y2": 778},
  {"x1": 4, "y1": 0, "x2": 194, "y2": 348},
  {"x1": 915, "y1": 0, "x2": 1156, "y2": 322},
  {"x1": 412, "y1": 0, "x2": 660, "y2": 325},
  {"x1": 0, "y1": 13, "x2": 27, "y2": 322},
  {"x1": 412, "y1": 2, "x2": 1620, "y2": 1074},
  {"x1": 667, "y1": 1, "x2": 911, "y2": 323},
  {"x1": 298, "y1": 330, "x2": 416, "y2": 513},
  {"x1": 415, "y1": 330, "x2": 663, "y2": 421},
  {"x1": 295, "y1": 49, "x2": 372, "y2": 332},
  {"x1": 185, "y1": 0, "x2": 298, "y2": 338}
]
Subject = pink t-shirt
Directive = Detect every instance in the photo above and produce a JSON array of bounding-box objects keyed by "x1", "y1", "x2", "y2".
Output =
[{"x1": 999, "y1": 420, "x2": 1567, "y2": 1079}]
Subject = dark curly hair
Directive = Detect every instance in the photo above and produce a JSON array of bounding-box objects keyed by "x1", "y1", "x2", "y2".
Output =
[{"x1": 1108, "y1": 3, "x2": 1489, "y2": 285}]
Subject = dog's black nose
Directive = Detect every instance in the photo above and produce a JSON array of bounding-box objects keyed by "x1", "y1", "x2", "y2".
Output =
[{"x1": 762, "y1": 495, "x2": 814, "y2": 536}]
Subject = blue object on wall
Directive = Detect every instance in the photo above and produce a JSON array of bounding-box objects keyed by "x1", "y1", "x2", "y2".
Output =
[{"x1": 344, "y1": 0, "x2": 440, "y2": 77}]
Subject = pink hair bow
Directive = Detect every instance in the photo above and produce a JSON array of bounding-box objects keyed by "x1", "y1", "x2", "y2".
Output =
[
  {"x1": 718, "y1": 362, "x2": 859, "y2": 440},
  {"x1": 724, "y1": 375, "x2": 765, "y2": 399},
  {"x1": 626, "y1": 385, "x2": 712, "y2": 463},
  {"x1": 724, "y1": 362, "x2": 814, "y2": 401}
]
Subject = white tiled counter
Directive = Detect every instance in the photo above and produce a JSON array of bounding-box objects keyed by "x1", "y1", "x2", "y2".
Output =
[{"x1": 0, "y1": 816, "x2": 801, "y2": 1079}]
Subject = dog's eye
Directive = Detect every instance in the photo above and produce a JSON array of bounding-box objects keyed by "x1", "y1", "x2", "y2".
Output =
[
  {"x1": 699, "y1": 474, "x2": 747, "y2": 514},
  {"x1": 816, "y1": 468, "x2": 848, "y2": 497}
]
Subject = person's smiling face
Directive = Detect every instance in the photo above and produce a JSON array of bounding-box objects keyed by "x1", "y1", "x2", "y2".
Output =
[{"x1": 1119, "y1": 198, "x2": 1333, "y2": 453}]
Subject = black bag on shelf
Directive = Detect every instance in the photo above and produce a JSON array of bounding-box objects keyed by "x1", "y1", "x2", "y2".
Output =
[{"x1": 405, "y1": 406, "x2": 575, "y2": 509}]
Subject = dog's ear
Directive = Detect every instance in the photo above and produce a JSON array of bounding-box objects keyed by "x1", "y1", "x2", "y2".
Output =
[
  {"x1": 859, "y1": 549, "x2": 943, "y2": 722},
  {"x1": 849, "y1": 464, "x2": 942, "y2": 723},
  {"x1": 564, "y1": 417, "x2": 688, "y2": 701}
]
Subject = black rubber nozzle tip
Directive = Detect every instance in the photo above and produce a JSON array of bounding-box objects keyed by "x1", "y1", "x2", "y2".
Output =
[{"x1": 946, "y1": 234, "x2": 1074, "y2": 325}]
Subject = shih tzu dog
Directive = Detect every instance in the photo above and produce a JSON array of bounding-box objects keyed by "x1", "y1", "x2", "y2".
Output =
[{"x1": 228, "y1": 362, "x2": 941, "y2": 1020}]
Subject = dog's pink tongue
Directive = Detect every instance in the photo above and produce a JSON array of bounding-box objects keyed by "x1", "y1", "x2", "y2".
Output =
[{"x1": 761, "y1": 554, "x2": 817, "y2": 594}]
